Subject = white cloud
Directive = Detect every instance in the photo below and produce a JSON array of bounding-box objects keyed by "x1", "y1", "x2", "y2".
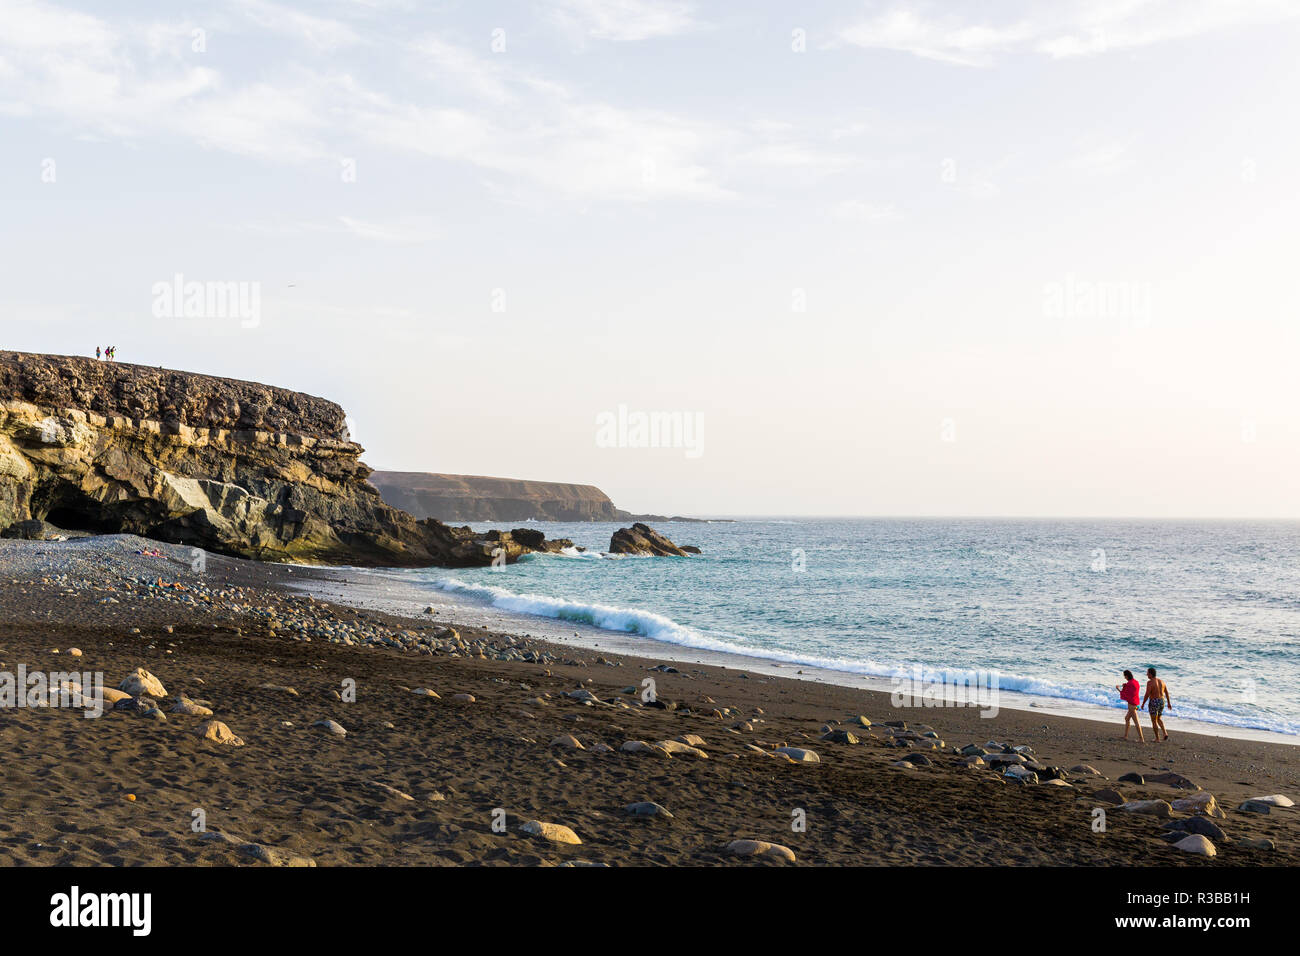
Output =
[
  {"x1": 234, "y1": 0, "x2": 365, "y2": 52},
  {"x1": 338, "y1": 216, "x2": 440, "y2": 243},
  {"x1": 839, "y1": 0, "x2": 1300, "y2": 66},
  {"x1": 832, "y1": 199, "x2": 901, "y2": 223},
  {"x1": 1068, "y1": 142, "x2": 1132, "y2": 175},
  {"x1": 547, "y1": 0, "x2": 700, "y2": 42},
  {"x1": 0, "y1": 0, "x2": 849, "y2": 204}
]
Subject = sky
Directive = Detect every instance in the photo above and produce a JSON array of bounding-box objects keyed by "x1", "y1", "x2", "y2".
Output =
[{"x1": 1, "y1": 0, "x2": 1298, "y2": 518}]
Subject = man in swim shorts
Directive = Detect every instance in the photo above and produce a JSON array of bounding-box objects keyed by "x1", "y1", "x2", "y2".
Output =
[{"x1": 1143, "y1": 667, "x2": 1171, "y2": 741}]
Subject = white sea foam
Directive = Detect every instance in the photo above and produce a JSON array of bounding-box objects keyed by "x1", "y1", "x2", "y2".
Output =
[{"x1": 428, "y1": 575, "x2": 1300, "y2": 736}]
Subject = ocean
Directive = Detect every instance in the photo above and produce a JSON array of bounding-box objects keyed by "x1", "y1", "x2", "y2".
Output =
[{"x1": 347, "y1": 518, "x2": 1300, "y2": 737}]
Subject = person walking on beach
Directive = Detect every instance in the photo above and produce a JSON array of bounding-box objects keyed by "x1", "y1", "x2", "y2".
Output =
[
  {"x1": 1116, "y1": 669, "x2": 1144, "y2": 742},
  {"x1": 1143, "y1": 667, "x2": 1171, "y2": 741}
]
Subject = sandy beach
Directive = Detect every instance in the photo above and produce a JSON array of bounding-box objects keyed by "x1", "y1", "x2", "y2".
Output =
[{"x1": 1, "y1": 535, "x2": 1294, "y2": 867}]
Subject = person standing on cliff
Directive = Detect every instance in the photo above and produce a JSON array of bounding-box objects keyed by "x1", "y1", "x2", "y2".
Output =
[{"x1": 95, "y1": 346, "x2": 101, "y2": 360}]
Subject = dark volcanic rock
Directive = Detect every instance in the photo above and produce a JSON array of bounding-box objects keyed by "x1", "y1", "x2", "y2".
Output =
[
  {"x1": 609, "y1": 523, "x2": 691, "y2": 557},
  {"x1": 0, "y1": 351, "x2": 564, "y2": 568}
]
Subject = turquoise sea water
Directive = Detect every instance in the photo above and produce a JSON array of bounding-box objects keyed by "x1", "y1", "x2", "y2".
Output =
[{"x1": 391, "y1": 518, "x2": 1300, "y2": 736}]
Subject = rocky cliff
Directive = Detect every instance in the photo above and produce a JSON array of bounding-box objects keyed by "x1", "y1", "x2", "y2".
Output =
[
  {"x1": 0, "y1": 352, "x2": 559, "y2": 567},
  {"x1": 369, "y1": 471, "x2": 622, "y2": 523}
]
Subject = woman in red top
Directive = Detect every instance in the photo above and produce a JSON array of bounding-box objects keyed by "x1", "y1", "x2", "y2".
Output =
[{"x1": 1115, "y1": 670, "x2": 1145, "y2": 742}]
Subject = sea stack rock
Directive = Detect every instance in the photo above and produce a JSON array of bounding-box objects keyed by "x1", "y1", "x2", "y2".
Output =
[{"x1": 609, "y1": 523, "x2": 693, "y2": 556}]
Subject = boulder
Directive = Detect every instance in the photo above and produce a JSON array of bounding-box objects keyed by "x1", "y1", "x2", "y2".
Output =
[
  {"x1": 1172, "y1": 834, "x2": 1216, "y2": 857},
  {"x1": 1118, "y1": 772, "x2": 1145, "y2": 785},
  {"x1": 1164, "y1": 817, "x2": 1226, "y2": 841},
  {"x1": 1237, "y1": 837, "x2": 1275, "y2": 851},
  {"x1": 625, "y1": 802, "x2": 674, "y2": 819},
  {"x1": 608, "y1": 523, "x2": 690, "y2": 557},
  {"x1": 820, "y1": 729, "x2": 859, "y2": 745},
  {"x1": 119, "y1": 668, "x2": 166, "y2": 698},
  {"x1": 313, "y1": 719, "x2": 347, "y2": 737},
  {"x1": 1147, "y1": 772, "x2": 1199, "y2": 790},
  {"x1": 1094, "y1": 788, "x2": 1126, "y2": 805},
  {"x1": 621, "y1": 740, "x2": 670, "y2": 756},
  {"x1": 1120, "y1": 800, "x2": 1173, "y2": 818},
  {"x1": 656, "y1": 740, "x2": 708, "y2": 758},
  {"x1": 726, "y1": 839, "x2": 796, "y2": 863},
  {"x1": 1170, "y1": 792, "x2": 1225, "y2": 819},
  {"x1": 171, "y1": 697, "x2": 214, "y2": 717},
  {"x1": 1246, "y1": 794, "x2": 1293, "y2": 808},
  {"x1": 1237, "y1": 799, "x2": 1273, "y2": 814},
  {"x1": 520, "y1": 820, "x2": 582, "y2": 845},
  {"x1": 773, "y1": 747, "x2": 820, "y2": 763},
  {"x1": 197, "y1": 720, "x2": 244, "y2": 746}
]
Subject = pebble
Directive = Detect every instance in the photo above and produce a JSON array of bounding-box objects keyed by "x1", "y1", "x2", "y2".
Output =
[
  {"x1": 625, "y1": 802, "x2": 674, "y2": 819},
  {"x1": 368, "y1": 781, "x2": 414, "y2": 801},
  {"x1": 237, "y1": 842, "x2": 315, "y2": 867},
  {"x1": 313, "y1": 719, "x2": 347, "y2": 737},
  {"x1": 820, "y1": 729, "x2": 859, "y2": 745}
]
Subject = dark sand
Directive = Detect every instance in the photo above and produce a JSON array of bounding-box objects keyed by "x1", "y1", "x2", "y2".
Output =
[{"x1": 1, "y1": 537, "x2": 1295, "y2": 866}]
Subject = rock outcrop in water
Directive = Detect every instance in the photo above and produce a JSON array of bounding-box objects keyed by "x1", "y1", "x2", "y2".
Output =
[
  {"x1": 0, "y1": 351, "x2": 563, "y2": 566},
  {"x1": 608, "y1": 523, "x2": 697, "y2": 557}
]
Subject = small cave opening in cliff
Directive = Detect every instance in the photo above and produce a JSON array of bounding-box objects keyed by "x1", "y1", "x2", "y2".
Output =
[{"x1": 33, "y1": 483, "x2": 127, "y2": 536}]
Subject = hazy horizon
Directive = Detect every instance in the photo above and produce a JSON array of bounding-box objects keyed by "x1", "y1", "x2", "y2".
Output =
[{"x1": 3, "y1": 1, "x2": 1298, "y2": 518}]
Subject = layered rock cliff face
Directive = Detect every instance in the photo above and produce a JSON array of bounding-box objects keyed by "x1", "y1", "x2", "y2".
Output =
[
  {"x1": 0, "y1": 352, "x2": 554, "y2": 567},
  {"x1": 369, "y1": 471, "x2": 622, "y2": 523}
]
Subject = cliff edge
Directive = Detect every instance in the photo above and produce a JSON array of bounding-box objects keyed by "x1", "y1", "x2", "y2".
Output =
[{"x1": 0, "y1": 352, "x2": 555, "y2": 566}]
